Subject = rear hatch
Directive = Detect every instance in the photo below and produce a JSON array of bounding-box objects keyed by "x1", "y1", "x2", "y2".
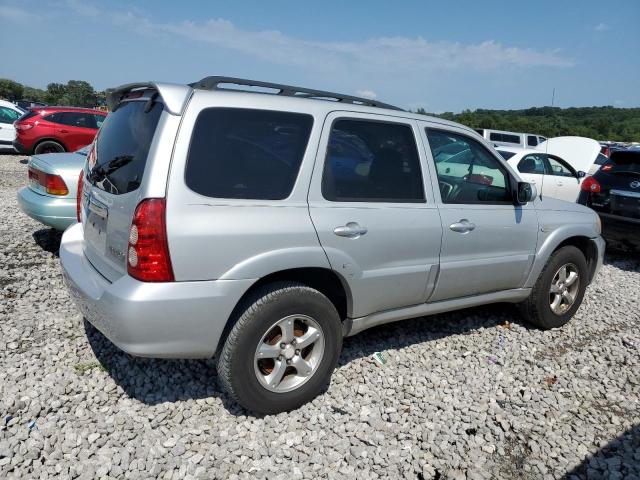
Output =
[
  {"x1": 81, "y1": 91, "x2": 164, "y2": 281},
  {"x1": 590, "y1": 150, "x2": 640, "y2": 218}
]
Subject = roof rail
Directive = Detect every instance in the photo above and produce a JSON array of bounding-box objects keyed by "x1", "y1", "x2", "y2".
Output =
[{"x1": 190, "y1": 76, "x2": 404, "y2": 111}]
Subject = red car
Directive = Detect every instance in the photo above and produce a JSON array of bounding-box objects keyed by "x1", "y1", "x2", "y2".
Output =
[{"x1": 13, "y1": 107, "x2": 107, "y2": 155}]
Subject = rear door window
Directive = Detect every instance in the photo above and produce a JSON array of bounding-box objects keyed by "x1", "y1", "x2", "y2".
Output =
[
  {"x1": 517, "y1": 154, "x2": 546, "y2": 174},
  {"x1": 321, "y1": 119, "x2": 425, "y2": 203},
  {"x1": 185, "y1": 108, "x2": 313, "y2": 200},
  {"x1": 546, "y1": 156, "x2": 575, "y2": 177},
  {"x1": 90, "y1": 99, "x2": 163, "y2": 195}
]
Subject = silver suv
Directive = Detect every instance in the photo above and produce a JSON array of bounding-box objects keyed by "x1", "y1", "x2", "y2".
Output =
[{"x1": 60, "y1": 77, "x2": 605, "y2": 414}]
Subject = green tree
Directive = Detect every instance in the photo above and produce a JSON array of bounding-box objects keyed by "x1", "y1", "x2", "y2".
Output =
[
  {"x1": 46, "y1": 83, "x2": 67, "y2": 104},
  {"x1": 22, "y1": 86, "x2": 48, "y2": 103},
  {"x1": 65, "y1": 80, "x2": 97, "y2": 107},
  {"x1": 0, "y1": 79, "x2": 24, "y2": 101}
]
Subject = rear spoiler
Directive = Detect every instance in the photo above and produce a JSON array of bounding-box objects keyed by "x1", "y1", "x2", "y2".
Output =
[{"x1": 105, "y1": 82, "x2": 192, "y2": 116}]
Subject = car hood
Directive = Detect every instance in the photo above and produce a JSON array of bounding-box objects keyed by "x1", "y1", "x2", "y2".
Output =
[
  {"x1": 535, "y1": 136, "x2": 601, "y2": 174},
  {"x1": 534, "y1": 195, "x2": 594, "y2": 214}
]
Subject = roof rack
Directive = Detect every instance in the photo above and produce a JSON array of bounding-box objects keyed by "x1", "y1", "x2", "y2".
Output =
[{"x1": 190, "y1": 76, "x2": 404, "y2": 111}]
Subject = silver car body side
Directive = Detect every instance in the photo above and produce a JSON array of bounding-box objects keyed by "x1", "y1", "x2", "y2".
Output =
[{"x1": 61, "y1": 83, "x2": 605, "y2": 359}]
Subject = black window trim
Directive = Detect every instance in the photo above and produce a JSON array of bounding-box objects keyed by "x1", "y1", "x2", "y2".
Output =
[
  {"x1": 184, "y1": 106, "x2": 315, "y2": 202},
  {"x1": 425, "y1": 126, "x2": 517, "y2": 206},
  {"x1": 321, "y1": 116, "x2": 427, "y2": 204}
]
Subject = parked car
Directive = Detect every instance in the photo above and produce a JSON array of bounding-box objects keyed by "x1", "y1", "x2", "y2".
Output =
[
  {"x1": 17, "y1": 145, "x2": 89, "y2": 231},
  {"x1": 13, "y1": 107, "x2": 106, "y2": 155},
  {"x1": 0, "y1": 99, "x2": 25, "y2": 151},
  {"x1": 495, "y1": 137, "x2": 600, "y2": 202},
  {"x1": 15, "y1": 100, "x2": 47, "y2": 110},
  {"x1": 60, "y1": 77, "x2": 604, "y2": 414},
  {"x1": 578, "y1": 149, "x2": 640, "y2": 252},
  {"x1": 475, "y1": 128, "x2": 546, "y2": 148}
]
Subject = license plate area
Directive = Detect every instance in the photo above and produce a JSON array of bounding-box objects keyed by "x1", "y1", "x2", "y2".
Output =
[
  {"x1": 610, "y1": 190, "x2": 640, "y2": 217},
  {"x1": 84, "y1": 197, "x2": 109, "y2": 255}
]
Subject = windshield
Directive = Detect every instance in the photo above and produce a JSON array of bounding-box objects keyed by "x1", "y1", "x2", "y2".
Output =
[{"x1": 91, "y1": 99, "x2": 162, "y2": 194}]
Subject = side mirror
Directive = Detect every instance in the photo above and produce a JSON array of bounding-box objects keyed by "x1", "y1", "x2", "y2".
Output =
[
  {"x1": 576, "y1": 170, "x2": 586, "y2": 178},
  {"x1": 515, "y1": 182, "x2": 537, "y2": 204}
]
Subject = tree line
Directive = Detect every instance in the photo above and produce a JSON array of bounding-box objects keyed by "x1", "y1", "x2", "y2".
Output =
[
  {"x1": 0, "y1": 78, "x2": 104, "y2": 108},
  {"x1": 415, "y1": 106, "x2": 640, "y2": 142}
]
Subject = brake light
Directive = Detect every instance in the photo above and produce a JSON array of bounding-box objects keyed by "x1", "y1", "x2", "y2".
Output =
[
  {"x1": 76, "y1": 170, "x2": 84, "y2": 222},
  {"x1": 15, "y1": 123, "x2": 34, "y2": 131},
  {"x1": 581, "y1": 176, "x2": 601, "y2": 193},
  {"x1": 28, "y1": 167, "x2": 69, "y2": 195},
  {"x1": 127, "y1": 198, "x2": 174, "y2": 282}
]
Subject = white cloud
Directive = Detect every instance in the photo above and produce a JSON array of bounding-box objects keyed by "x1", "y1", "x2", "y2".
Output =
[
  {"x1": 356, "y1": 89, "x2": 377, "y2": 99},
  {"x1": 0, "y1": 5, "x2": 40, "y2": 21},
  {"x1": 53, "y1": 3, "x2": 574, "y2": 72},
  {"x1": 594, "y1": 22, "x2": 609, "y2": 32}
]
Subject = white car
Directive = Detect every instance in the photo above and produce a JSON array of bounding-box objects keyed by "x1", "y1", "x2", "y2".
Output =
[
  {"x1": 496, "y1": 137, "x2": 601, "y2": 202},
  {"x1": 0, "y1": 99, "x2": 25, "y2": 151}
]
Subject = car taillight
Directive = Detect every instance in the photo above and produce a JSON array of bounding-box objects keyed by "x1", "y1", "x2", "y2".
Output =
[
  {"x1": 15, "y1": 123, "x2": 34, "y2": 131},
  {"x1": 127, "y1": 198, "x2": 174, "y2": 282},
  {"x1": 76, "y1": 170, "x2": 84, "y2": 222},
  {"x1": 581, "y1": 176, "x2": 601, "y2": 193},
  {"x1": 28, "y1": 167, "x2": 69, "y2": 195}
]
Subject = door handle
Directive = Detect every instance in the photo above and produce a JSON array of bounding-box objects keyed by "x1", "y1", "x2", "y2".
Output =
[
  {"x1": 59, "y1": 129, "x2": 69, "y2": 133},
  {"x1": 449, "y1": 219, "x2": 476, "y2": 233},
  {"x1": 334, "y1": 222, "x2": 368, "y2": 238}
]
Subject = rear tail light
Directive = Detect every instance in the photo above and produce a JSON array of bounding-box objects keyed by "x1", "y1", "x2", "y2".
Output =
[
  {"x1": 28, "y1": 167, "x2": 69, "y2": 195},
  {"x1": 127, "y1": 198, "x2": 174, "y2": 282},
  {"x1": 581, "y1": 176, "x2": 601, "y2": 193},
  {"x1": 76, "y1": 170, "x2": 84, "y2": 222},
  {"x1": 15, "y1": 123, "x2": 34, "y2": 131}
]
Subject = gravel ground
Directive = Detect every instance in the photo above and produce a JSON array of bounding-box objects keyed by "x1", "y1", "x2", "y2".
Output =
[{"x1": 1, "y1": 152, "x2": 639, "y2": 480}]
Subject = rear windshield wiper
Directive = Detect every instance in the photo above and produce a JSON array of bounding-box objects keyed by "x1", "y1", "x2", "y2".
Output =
[{"x1": 89, "y1": 155, "x2": 134, "y2": 183}]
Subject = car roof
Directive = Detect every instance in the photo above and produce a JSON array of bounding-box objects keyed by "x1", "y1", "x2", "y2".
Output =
[
  {"x1": 496, "y1": 146, "x2": 540, "y2": 155},
  {"x1": 32, "y1": 106, "x2": 104, "y2": 114},
  {"x1": 0, "y1": 99, "x2": 23, "y2": 111}
]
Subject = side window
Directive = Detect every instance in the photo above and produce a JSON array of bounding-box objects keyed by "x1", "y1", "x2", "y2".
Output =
[
  {"x1": 489, "y1": 132, "x2": 521, "y2": 144},
  {"x1": 185, "y1": 108, "x2": 313, "y2": 200},
  {"x1": 321, "y1": 119, "x2": 424, "y2": 203},
  {"x1": 65, "y1": 112, "x2": 97, "y2": 129},
  {"x1": 0, "y1": 107, "x2": 21, "y2": 124},
  {"x1": 527, "y1": 135, "x2": 538, "y2": 147},
  {"x1": 517, "y1": 154, "x2": 546, "y2": 174},
  {"x1": 546, "y1": 156, "x2": 575, "y2": 177},
  {"x1": 94, "y1": 114, "x2": 106, "y2": 128},
  {"x1": 44, "y1": 112, "x2": 65, "y2": 124},
  {"x1": 426, "y1": 129, "x2": 512, "y2": 204}
]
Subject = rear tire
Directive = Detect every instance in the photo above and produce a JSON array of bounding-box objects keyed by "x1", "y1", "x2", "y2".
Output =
[
  {"x1": 34, "y1": 141, "x2": 65, "y2": 155},
  {"x1": 216, "y1": 281, "x2": 342, "y2": 414},
  {"x1": 520, "y1": 246, "x2": 588, "y2": 329}
]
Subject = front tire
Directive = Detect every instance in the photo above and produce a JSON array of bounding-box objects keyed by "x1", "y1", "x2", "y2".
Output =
[
  {"x1": 521, "y1": 246, "x2": 588, "y2": 329},
  {"x1": 216, "y1": 281, "x2": 342, "y2": 414}
]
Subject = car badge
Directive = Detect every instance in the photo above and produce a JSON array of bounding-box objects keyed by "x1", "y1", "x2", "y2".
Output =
[{"x1": 630, "y1": 180, "x2": 640, "y2": 189}]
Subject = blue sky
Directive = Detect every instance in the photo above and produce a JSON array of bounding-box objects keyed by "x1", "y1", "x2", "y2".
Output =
[{"x1": 2, "y1": 0, "x2": 639, "y2": 111}]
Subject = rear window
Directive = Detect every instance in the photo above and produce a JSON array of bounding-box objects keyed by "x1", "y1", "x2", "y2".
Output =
[
  {"x1": 17, "y1": 110, "x2": 39, "y2": 122},
  {"x1": 185, "y1": 108, "x2": 313, "y2": 200},
  {"x1": 91, "y1": 99, "x2": 162, "y2": 194},
  {"x1": 609, "y1": 150, "x2": 640, "y2": 174}
]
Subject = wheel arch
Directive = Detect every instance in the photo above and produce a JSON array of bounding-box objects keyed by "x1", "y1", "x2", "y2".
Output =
[
  {"x1": 216, "y1": 267, "x2": 353, "y2": 354},
  {"x1": 32, "y1": 137, "x2": 67, "y2": 154}
]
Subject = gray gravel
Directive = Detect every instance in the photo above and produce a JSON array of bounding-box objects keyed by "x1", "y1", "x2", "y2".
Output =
[{"x1": 1, "y1": 152, "x2": 639, "y2": 480}]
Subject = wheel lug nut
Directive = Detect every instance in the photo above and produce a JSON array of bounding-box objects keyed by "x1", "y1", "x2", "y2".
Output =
[
  {"x1": 295, "y1": 350, "x2": 300, "y2": 355},
  {"x1": 280, "y1": 343, "x2": 285, "y2": 349},
  {"x1": 286, "y1": 359, "x2": 291, "y2": 365}
]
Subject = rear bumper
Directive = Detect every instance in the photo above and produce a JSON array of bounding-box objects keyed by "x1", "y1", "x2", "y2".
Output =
[
  {"x1": 597, "y1": 212, "x2": 640, "y2": 252},
  {"x1": 60, "y1": 223, "x2": 255, "y2": 358},
  {"x1": 17, "y1": 186, "x2": 76, "y2": 231},
  {"x1": 12, "y1": 139, "x2": 28, "y2": 154}
]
